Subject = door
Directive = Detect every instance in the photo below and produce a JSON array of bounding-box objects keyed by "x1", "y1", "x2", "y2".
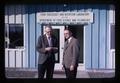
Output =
[
  {"x1": 65, "y1": 25, "x2": 85, "y2": 70},
  {"x1": 52, "y1": 26, "x2": 65, "y2": 70}
]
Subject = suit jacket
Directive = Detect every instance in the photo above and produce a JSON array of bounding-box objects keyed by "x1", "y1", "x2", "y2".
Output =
[
  {"x1": 62, "y1": 37, "x2": 80, "y2": 68},
  {"x1": 36, "y1": 35, "x2": 58, "y2": 64}
]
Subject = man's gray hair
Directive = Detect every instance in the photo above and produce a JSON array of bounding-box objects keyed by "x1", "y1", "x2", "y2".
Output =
[{"x1": 45, "y1": 25, "x2": 52, "y2": 29}]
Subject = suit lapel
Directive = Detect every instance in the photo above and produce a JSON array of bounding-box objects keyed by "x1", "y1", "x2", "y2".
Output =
[
  {"x1": 43, "y1": 35, "x2": 49, "y2": 47},
  {"x1": 64, "y1": 37, "x2": 74, "y2": 51}
]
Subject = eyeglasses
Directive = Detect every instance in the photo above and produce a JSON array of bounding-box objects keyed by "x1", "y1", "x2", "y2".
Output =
[
  {"x1": 46, "y1": 31, "x2": 52, "y2": 33},
  {"x1": 64, "y1": 33, "x2": 69, "y2": 34}
]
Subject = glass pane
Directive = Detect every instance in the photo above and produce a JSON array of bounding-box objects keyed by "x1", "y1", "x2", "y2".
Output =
[
  {"x1": 5, "y1": 24, "x2": 9, "y2": 48},
  {"x1": 9, "y1": 24, "x2": 24, "y2": 49},
  {"x1": 110, "y1": 24, "x2": 115, "y2": 49},
  {"x1": 52, "y1": 29, "x2": 59, "y2": 63}
]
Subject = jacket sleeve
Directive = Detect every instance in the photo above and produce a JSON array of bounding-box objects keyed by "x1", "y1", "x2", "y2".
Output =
[
  {"x1": 71, "y1": 40, "x2": 80, "y2": 67},
  {"x1": 36, "y1": 36, "x2": 46, "y2": 53}
]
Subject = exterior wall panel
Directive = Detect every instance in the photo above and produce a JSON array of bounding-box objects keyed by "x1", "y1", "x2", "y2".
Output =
[
  {"x1": 99, "y1": 9, "x2": 106, "y2": 68},
  {"x1": 8, "y1": 5, "x2": 15, "y2": 23},
  {"x1": 29, "y1": 10, "x2": 36, "y2": 68},
  {"x1": 85, "y1": 24, "x2": 92, "y2": 69},
  {"x1": 91, "y1": 8, "x2": 99, "y2": 69}
]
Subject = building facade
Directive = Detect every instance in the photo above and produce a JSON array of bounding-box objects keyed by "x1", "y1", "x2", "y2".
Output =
[{"x1": 5, "y1": 4, "x2": 115, "y2": 70}]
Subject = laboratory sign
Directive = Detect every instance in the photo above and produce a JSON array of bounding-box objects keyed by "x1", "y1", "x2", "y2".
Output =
[{"x1": 37, "y1": 12, "x2": 93, "y2": 24}]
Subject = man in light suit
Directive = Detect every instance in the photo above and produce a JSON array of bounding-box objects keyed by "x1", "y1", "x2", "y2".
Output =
[
  {"x1": 36, "y1": 25, "x2": 58, "y2": 78},
  {"x1": 62, "y1": 29, "x2": 80, "y2": 78}
]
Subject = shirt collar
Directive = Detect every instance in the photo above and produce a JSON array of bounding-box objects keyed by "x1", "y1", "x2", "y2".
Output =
[
  {"x1": 46, "y1": 34, "x2": 51, "y2": 39},
  {"x1": 68, "y1": 36, "x2": 72, "y2": 43}
]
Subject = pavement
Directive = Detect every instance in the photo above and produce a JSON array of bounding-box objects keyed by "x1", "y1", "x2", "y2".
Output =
[{"x1": 5, "y1": 68, "x2": 115, "y2": 78}]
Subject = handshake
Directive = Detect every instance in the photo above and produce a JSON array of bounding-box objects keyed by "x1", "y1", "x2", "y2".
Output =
[{"x1": 45, "y1": 47, "x2": 58, "y2": 52}]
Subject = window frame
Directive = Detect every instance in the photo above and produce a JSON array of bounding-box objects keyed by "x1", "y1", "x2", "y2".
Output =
[{"x1": 5, "y1": 23, "x2": 25, "y2": 49}]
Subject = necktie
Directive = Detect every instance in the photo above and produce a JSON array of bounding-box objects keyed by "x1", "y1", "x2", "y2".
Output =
[
  {"x1": 65, "y1": 40, "x2": 68, "y2": 49},
  {"x1": 48, "y1": 37, "x2": 52, "y2": 47},
  {"x1": 66, "y1": 40, "x2": 68, "y2": 45}
]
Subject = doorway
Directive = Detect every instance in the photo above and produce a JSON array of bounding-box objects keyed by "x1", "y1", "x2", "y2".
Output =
[
  {"x1": 43, "y1": 25, "x2": 84, "y2": 70},
  {"x1": 52, "y1": 26, "x2": 65, "y2": 70},
  {"x1": 67, "y1": 25, "x2": 84, "y2": 70},
  {"x1": 67, "y1": 25, "x2": 84, "y2": 63}
]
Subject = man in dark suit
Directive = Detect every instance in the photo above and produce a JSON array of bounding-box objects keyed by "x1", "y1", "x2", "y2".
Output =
[
  {"x1": 36, "y1": 25, "x2": 58, "y2": 78},
  {"x1": 62, "y1": 29, "x2": 80, "y2": 78}
]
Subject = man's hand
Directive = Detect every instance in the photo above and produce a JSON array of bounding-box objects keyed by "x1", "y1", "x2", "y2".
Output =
[
  {"x1": 70, "y1": 65, "x2": 74, "y2": 71},
  {"x1": 45, "y1": 47, "x2": 53, "y2": 51}
]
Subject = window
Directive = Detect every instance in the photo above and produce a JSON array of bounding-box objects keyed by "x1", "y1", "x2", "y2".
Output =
[
  {"x1": 5, "y1": 24, "x2": 24, "y2": 49},
  {"x1": 110, "y1": 24, "x2": 115, "y2": 49}
]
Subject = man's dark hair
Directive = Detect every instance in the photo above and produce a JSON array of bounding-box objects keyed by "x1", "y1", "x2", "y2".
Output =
[
  {"x1": 45, "y1": 24, "x2": 52, "y2": 29},
  {"x1": 64, "y1": 28, "x2": 72, "y2": 34}
]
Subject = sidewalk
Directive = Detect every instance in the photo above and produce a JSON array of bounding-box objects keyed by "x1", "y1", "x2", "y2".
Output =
[
  {"x1": 34, "y1": 70, "x2": 90, "y2": 78},
  {"x1": 5, "y1": 68, "x2": 115, "y2": 78},
  {"x1": 53, "y1": 70, "x2": 90, "y2": 78}
]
